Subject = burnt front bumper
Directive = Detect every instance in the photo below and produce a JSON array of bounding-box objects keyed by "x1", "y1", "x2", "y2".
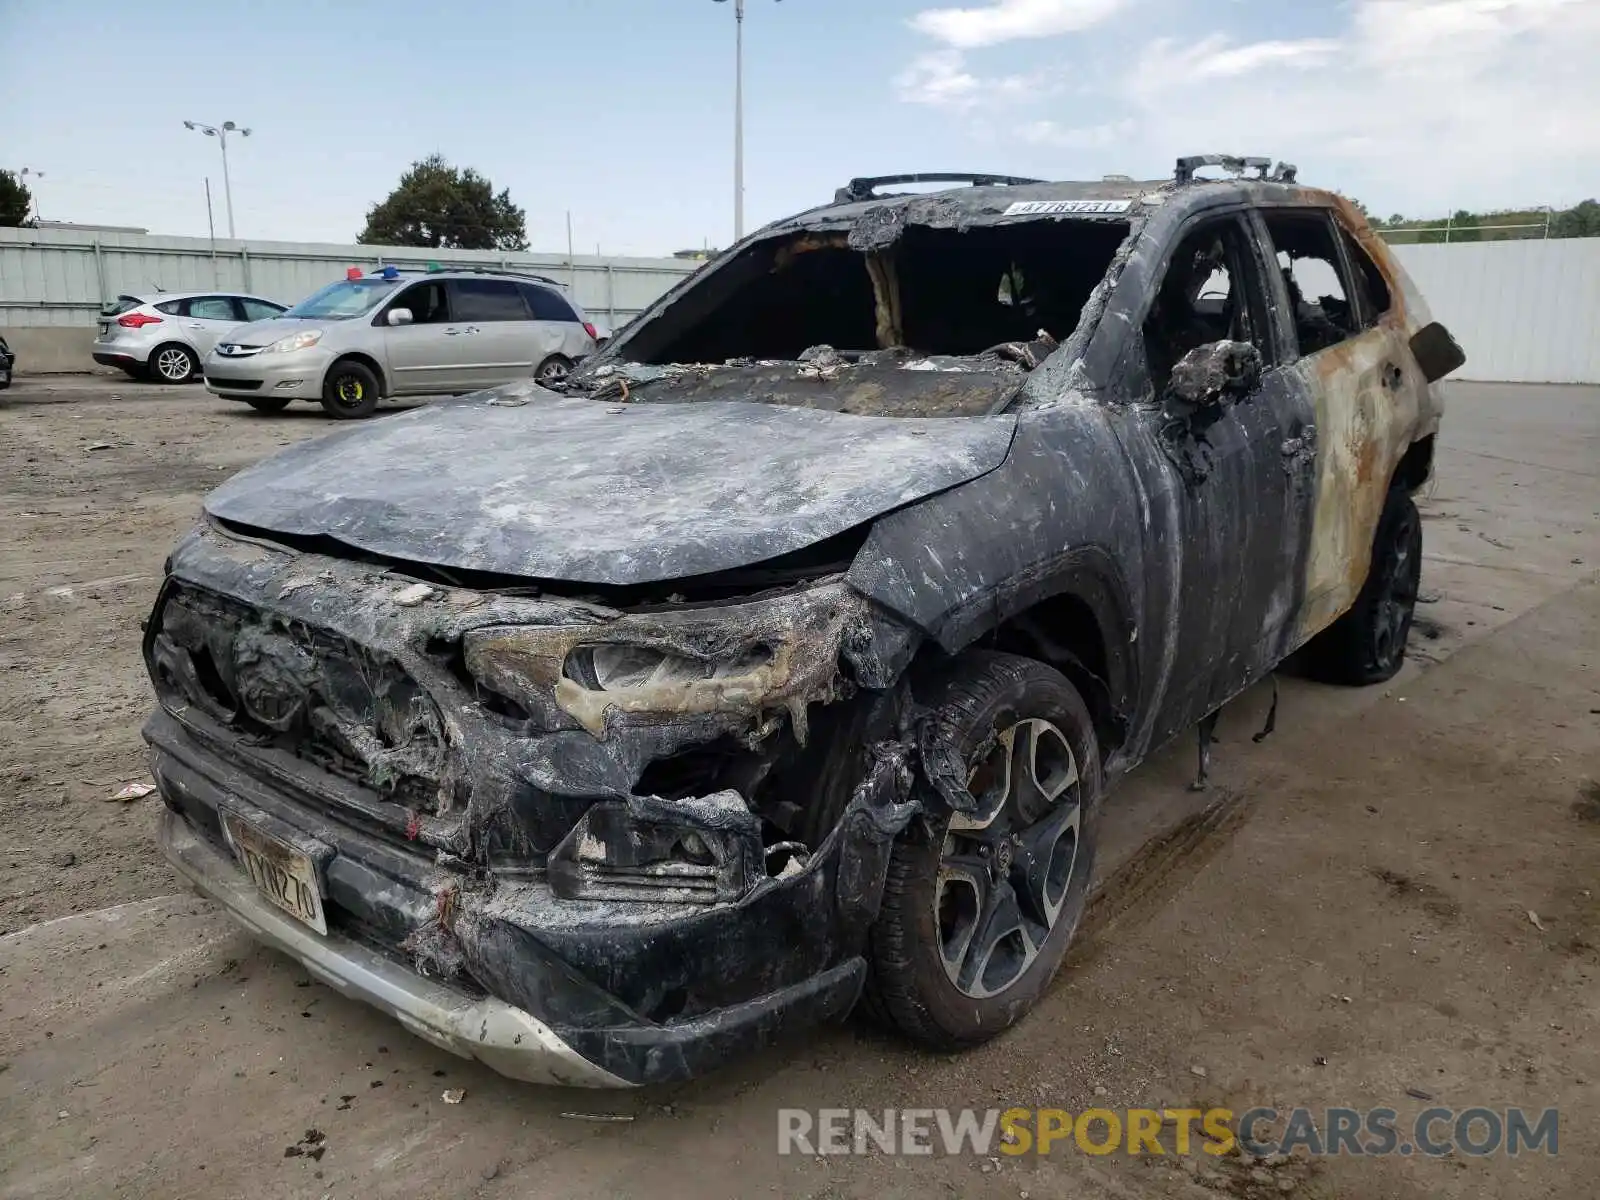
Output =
[
  {"x1": 147, "y1": 707, "x2": 896, "y2": 1087},
  {"x1": 159, "y1": 807, "x2": 633, "y2": 1086}
]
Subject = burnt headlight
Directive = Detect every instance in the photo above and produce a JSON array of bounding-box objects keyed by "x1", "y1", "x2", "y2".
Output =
[
  {"x1": 460, "y1": 582, "x2": 866, "y2": 741},
  {"x1": 563, "y1": 641, "x2": 775, "y2": 694}
]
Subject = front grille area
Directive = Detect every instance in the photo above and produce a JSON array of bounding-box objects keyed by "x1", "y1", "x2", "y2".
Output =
[
  {"x1": 205, "y1": 376, "x2": 263, "y2": 390},
  {"x1": 151, "y1": 583, "x2": 451, "y2": 815}
]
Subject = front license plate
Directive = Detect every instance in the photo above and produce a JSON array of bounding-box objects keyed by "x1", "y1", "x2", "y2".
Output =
[{"x1": 221, "y1": 811, "x2": 328, "y2": 934}]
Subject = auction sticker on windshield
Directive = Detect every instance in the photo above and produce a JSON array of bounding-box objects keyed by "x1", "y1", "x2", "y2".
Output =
[
  {"x1": 221, "y1": 810, "x2": 327, "y2": 934},
  {"x1": 1003, "y1": 200, "x2": 1133, "y2": 215}
]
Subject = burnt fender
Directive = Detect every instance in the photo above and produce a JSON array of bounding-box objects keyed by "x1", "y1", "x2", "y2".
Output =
[{"x1": 847, "y1": 409, "x2": 1144, "y2": 728}]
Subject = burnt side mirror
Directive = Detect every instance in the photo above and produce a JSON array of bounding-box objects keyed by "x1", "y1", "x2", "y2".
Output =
[
  {"x1": 1409, "y1": 320, "x2": 1465, "y2": 384},
  {"x1": 1166, "y1": 340, "x2": 1263, "y2": 409}
]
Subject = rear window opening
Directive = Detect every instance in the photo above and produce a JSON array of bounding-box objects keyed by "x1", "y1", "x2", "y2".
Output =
[
  {"x1": 621, "y1": 220, "x2": 1130, "y2": 365},
  {"x1": 101, "y1": 295, "x2": 146, "y2": 317}
]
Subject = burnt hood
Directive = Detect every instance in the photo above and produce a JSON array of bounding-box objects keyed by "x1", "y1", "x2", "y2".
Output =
[{"x1": 204, "y1": 390, "x2": 1016, "y2": 586}]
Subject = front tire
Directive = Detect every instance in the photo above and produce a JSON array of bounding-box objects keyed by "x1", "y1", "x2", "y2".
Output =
[
  {"x1": 865, "y1": 652, "x2": 1102, "y2": 1049},
  {"x1": 150, "y1": 344, "x2": 197, "y2": 383},
  {"x1": 1303, "y1": 489, "x2": 1423, "y2": 685},
  {"x1": 320, "y1": 361, "x2": 381, "y2": 419}
]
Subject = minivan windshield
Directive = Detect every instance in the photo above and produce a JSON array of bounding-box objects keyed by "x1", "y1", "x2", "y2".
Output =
[{"x1": 282, "y1": 278, "x2": 402, "y2": 320}]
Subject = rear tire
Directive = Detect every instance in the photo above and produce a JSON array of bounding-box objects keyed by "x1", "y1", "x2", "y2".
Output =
[
  {"x1": 1302, "y1": 489, "x2": 1423, "y2": 685},
  {"x1": 150, "y1": 344, "x2": 197, "y2": 384},
  {"x1": 864, "y1": 652, "x2": 1102, "y2": 1050},
  {"x1": 533, "y1": 354, "x2": 573, "y2": 388},
  {"x1": 244, "y1": 395, "x2": 293, "y2": 414},
  {"x1": 320, "y1": 361, "x2": 381, "y2": 419}
]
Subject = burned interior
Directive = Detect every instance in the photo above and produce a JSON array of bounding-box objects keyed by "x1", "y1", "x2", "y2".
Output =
[
  {"x1": 145, "y1": 165, "x2": 1457, "y2": 1086},
  {"x1": 574, "y1": 207, "x2": 1132, "y2": 417}
]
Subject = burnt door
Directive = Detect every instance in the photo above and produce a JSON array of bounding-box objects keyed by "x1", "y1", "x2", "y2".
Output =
[
  {"x1": 1127, "y1": 211, "x2": 1316, "y2": 743},
  {"x1": 1257, "y1": 208, "x2": 1431, "y2": 647}
]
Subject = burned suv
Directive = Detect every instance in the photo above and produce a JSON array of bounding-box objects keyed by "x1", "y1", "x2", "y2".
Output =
[{"x1": 144, "y1": 159, "x2": 1463, "y2": 1086}]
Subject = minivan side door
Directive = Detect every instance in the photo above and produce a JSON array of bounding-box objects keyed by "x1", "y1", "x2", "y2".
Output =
[
  {"x1": 378, "y1": 281, "x2": 470, "y2": 395},
  {"x1": 1256, "y1": 208, "x2": 1429, "y2": 645},
  {"x1": 446, "y1": 278, "x2": 537, "y2": 389}
]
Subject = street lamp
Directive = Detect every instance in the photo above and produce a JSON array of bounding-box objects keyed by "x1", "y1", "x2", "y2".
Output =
[
  {"x1": 711, "y1": 0, "x2": 779, "y2": 243},
  {"x1": 183, "y1": 119, "x2": 251, "y2": 239},
  {"x1": 19, "y1": 167, "x2": 44, "y2": 220}
]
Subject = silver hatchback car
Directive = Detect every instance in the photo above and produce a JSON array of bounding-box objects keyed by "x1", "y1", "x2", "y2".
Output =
[
  {"x1": 203, "y1": 267, "x2": 599, "y2": 418},
  {"x1": 93, "y1": 292, "x2": 288, "y2": 383}
]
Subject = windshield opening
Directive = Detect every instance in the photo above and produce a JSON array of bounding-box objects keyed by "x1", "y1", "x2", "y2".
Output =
[
  {"x1": 282, "y1": 278, "x2": 402, "y2": 320},
  {"x1": 620, "y1": 219, "x2": 1130, "y2": 364}
]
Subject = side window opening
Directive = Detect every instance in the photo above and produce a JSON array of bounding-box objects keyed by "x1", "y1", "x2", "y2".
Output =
[
  {"x1": 451, "y1": 278, "x2": 529, "y2": 323},
  {"x1": 393, "y1": 282, "x2": 450, "y2": 325},
  {"x1": 1337, "y1": 227, "x2": 1393, "y2": 327},
  {"x1": 1142, "y1": 216, "x2": 1268, "y2": 395},
  {"x1": 520, "y1": 282, "x2": 578, "y2": 322},
  {"x1": 240, "y1": 298, "x2": 284, "y2": 322},
  {"x1": 620, "y1": 220, "x2": 1130, "y2": 364},
  {"x1": 1262, "y1": 213, "x2": 1360, "y2": 355},
  {"x1": 187, "y1": 296, "x2": 236, "y2": 321}
]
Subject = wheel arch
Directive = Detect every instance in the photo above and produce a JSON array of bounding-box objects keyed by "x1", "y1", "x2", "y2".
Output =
[
  {"x1": 326, "y1": 351, "x2": 388, "y2": 397},
  {"x1": 1392, "y1": 433, "x2": 1435, "y2": 495},
  {"x1": 923, "y1": 549, "x2": 1137, "y2": 757},
  {"x1": 147, "y1": 340, "x2": 198, "y2": 379}
]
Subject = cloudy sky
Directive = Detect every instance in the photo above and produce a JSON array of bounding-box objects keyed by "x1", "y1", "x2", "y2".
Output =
[{"x1": 3, "y1": 0, "x2": 1593, "y2": 254}]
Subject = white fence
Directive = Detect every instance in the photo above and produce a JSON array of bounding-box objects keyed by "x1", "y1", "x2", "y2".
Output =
[
  {"x1": 1388, "y1": 238, "x2": 1600, "y2": 385},
  {"x1": 3, "y1": 225, "x2": 1595, "y2": 384},
  {"x1": 0, "y1": 225, "x2": 696, "y2": 331}
]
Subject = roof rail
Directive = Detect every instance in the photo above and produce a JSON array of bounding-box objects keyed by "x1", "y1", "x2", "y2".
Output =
[
  {"x1": 834, "y1": 173, "x2": 1046, "y2": 204},
  {"x1": 1174, "y1": 155, "x2": 1298, "y2": 185},
  {"x1": 370, "y1": 262, "x2": 568, "y2": 289}
]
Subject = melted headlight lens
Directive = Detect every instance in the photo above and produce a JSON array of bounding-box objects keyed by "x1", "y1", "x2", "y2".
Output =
[{"x1": 564, "y1": 642, "x2": 774, "y2": 692}]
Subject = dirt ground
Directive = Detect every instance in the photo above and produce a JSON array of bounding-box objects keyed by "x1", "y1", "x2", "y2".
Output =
[{"x1": 0, "y1": 377, "x2": 1597, "y2": 1199}]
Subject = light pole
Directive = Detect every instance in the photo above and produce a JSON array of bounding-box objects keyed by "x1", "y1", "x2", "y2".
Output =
[
  {"x1": 712, "y1": 0, "x2": 778, "y2": 243},
  {"x1": 19, "y1": 167, "x2": 44, "y2": 221},
  {"x1": 183, "y1": 119, "x2": 251, "y2": 239}
]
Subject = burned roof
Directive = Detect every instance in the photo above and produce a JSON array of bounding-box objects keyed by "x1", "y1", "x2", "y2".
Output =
[
  {"x1": 787, "y1": 178, "x2": 1163, "y2": 237},
  {"x1": 775, "y1": 157, "x2": 1307, "y2": 239}
]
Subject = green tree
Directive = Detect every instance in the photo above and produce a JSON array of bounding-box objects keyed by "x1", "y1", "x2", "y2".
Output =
[
  {"x1": 1449, "y1": 209, "x2": 1482, "y2": 243},
  {"x1": 357, "y1": 155, "x2": 527, "y2": 250},
  {"x1": 0, "y1": 170, "x2": 35, "y2": 227},
  {"x1": 1552, "y1": 199, "x2": 1600, "y2": 238}
]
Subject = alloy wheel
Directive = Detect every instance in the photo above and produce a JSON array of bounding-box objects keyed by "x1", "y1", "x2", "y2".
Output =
[
  {"x1": 156, "y1": 347, "x2": 193, "y2": 382},
  {"x1": 933, "y1": 717, "x2": 1085, "y2": 999}
]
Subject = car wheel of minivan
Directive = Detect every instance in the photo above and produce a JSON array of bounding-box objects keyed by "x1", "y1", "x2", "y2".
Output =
[
  {"x1": 320, "y1": 361, "x2": 381, "y2": 419},
  {"x1": 534, "y1": 354, "x2": 573, "y2": 388},
  {"x1": 864, "y1": 652, "x2": 1102, "y2": 1049},
  {"x1": 151, "y1": 344, "x2": 197, "y2": 383},
  {"x1": 1301, "y1": 489, "x2": 1422, "y2": 686}
]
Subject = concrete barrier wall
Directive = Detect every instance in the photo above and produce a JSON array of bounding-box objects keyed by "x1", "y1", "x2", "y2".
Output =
[
  {"x1": 0, "y1": 226, "x2": 698, "y2": 373},
  {"x1": 2, "y1": 327, "x2": 102, "y2": 374}
]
